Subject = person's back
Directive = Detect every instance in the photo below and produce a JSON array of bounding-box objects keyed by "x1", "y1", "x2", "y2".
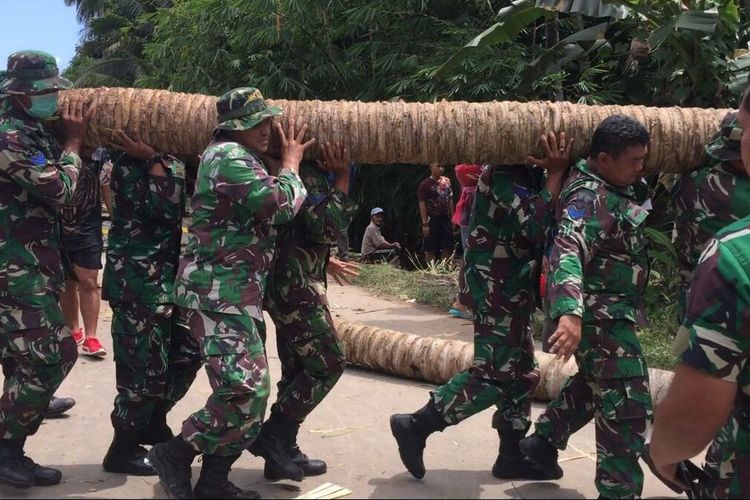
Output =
[{"x1": 104, "y1": 153, "x2": 185, "y2": 305}]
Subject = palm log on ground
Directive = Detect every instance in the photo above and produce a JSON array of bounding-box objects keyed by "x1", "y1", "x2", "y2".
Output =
[
  {"x1": 61, "y1": 87, "x2": 731, "y2": 173},
  {"x1": 333, "y1": 318, "x2": 674, "y2": 404}
]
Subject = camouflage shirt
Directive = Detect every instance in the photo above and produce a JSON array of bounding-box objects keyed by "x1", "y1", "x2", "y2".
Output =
[
  {"x1": 678, "y1": 217, "x2": 750, "y2": 498},
  {"x1": 0, "y1": 98, "x2": 81, "y2": 328},
  {"x1": 102, "y1": 154, "x2": 186, "y2": 305},
  {"x1": 673, "y1": 162, "x2": 750, "y2": 295},
  {"x1": 266, "y1": 163, "x2": 357, "y2": 307},
  {"x1": 174, "y1": 141, "x2": 307, "y2": 320},
  {"x1": 548, "y1": 159, "x2": 650, "y2": 325}
]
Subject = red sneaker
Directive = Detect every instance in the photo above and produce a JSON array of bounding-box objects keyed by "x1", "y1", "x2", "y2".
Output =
[
  {"x1": 71, "y1": 328, "x2": 84, "y2": 346},
  {"x1": 81, "y1": 337, "x2": 107, "y2": 357}
]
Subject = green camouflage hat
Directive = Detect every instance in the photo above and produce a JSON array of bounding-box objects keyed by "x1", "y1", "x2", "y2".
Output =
[
  {"x1": 215, "y1": 87, "x2": 282, "y2": 131},
  {"x1": 0, "y1": 50, "x2": 72, "y2": 94},
  {"x1": 706, "y1": 111, "x2": 742, "y2": 162}
]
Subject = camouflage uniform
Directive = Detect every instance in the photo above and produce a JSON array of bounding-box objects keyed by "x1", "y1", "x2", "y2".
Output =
[
  {"x1": 672, "y1": 113, "x2": 750, "y2": 317},
  {"x1": 264, "y1": 162, "x2": 357, "y2": 424},
  {"x1": 174, "y1": 88, "x2": 307, "y2": 457},
  {"x1": 677, "y1": 217, "x2": 750, "y2": 499},
  {"x1": 102, "y1": 153, "x2": 202, "y2": 433},
  {"x1": 534, "y1": 159, "x2": 653, "y2": 499},
  {"x1": 0, "y1": 51, "x2": 80, "y2": 440},
  {"x1": 431, "y1": 164, "x2": 553, "y2": 433}
]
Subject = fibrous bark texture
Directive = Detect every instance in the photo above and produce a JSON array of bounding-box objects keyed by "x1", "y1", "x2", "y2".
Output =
[
  {"x1": 61, "y1": 87, "x2": 731, "y2": 172},
  {"x1": 333, "y1": 318, "x2": 674, "y2": 404}
]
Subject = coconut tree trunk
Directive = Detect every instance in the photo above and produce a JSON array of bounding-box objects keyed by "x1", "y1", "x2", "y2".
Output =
[
  {"x1": 333, "y1": 318, "x2": 675, "y2": 404},
  {"x1": 61, "y1": 87, "x2": 730, "y2": 173}
]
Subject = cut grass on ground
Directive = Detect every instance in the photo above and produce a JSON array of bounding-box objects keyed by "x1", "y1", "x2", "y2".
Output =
[{"x1": 353, "y1": 262, "x2": 678, "y2": 371}]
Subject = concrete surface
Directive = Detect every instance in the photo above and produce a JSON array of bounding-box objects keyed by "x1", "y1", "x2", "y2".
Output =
[{"x1": 0, "y1": 282, "x2": 682, "y2": 499}]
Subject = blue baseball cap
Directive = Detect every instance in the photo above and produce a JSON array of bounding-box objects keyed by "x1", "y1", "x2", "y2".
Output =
[{"x1": 370, "y1": 207, "x2": 384, "y2": 216}]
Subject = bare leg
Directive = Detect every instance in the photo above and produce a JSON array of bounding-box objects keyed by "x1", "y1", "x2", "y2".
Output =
[
  {"x1": 74, "y1": 265, "x2": 101, "y2": 339},
  {"x1": 60, "y1": 280, "x2": 81, "y2": 332}
]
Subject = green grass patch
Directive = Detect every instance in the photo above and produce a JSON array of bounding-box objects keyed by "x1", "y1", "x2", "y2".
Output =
[
  {"x1": 353, "y1": 261, "x2": 457, "y2": 311},
  {"x1": 354, "y1": 262, "x2": 679, "y2": 371}
]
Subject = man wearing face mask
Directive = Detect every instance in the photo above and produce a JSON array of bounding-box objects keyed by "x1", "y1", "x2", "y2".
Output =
[{"x1": 0, "y1": 50, "x2": 91, "y2": 489}]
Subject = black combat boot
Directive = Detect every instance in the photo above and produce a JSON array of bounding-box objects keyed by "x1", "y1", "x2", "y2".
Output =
[
  {"x1": 0, "y1": 439, "x2": 34, "y2": 489},
  {"x1": 148, "y1": 436, "x2": 199, "y2": 499},
  {"x1": 103, "y1": 429, "x2": 156, "y2": 476},
  {"x1": 45, "y1": 395, "x2": 76, "y2": 418},
  {"x1": 491, "y1": 416, "x2": 560, "y2": 480},
  {"x1": 263, "y1": 421, "x2": 326, "y2": 480},
  {"x1": 193, "y1": 453, "x2": 261, "y2": 499},
  {"x1": 139, "y1": 403, "x2": 175, "y2": 446},
  {"x1": 389, "y1": 400, "x2": 449, "y2": 479},
  {"x1": 518, "y1": 433, "x2": 564, "y2": 480},
  {"x1": 247, "y1": 410, "x2": 304, "y2": 482},
  {"x1": 12, "y1": 437, "x2": 62, "y2": 486}
]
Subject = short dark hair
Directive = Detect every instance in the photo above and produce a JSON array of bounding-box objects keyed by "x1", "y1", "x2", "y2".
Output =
[{"x1": 590, "y1": 114, "x2": 650, "y2": 159}]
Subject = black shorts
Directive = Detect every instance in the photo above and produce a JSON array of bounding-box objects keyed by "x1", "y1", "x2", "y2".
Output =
[
  {"x1": 61, "y1": 228, "x2": 103, "y2": 278},
  {"x1": 422, "y1": 214, "x2": 454, "y2": 254}
]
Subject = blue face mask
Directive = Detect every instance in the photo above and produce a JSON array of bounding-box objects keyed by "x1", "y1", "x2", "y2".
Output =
[{"x1": 25, "y1": 93, "x2": 58, "y2": 119}]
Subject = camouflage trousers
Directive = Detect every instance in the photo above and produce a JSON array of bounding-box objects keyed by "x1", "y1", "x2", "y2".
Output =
[
  {"x1": 110, "y1": 302, "x2": 202, "y2": 432},
  {"x1": 266, "y1": 300, "x2": 346, "y2": 424},
  {"x1": 432, "y1": 254, "x2": 539, "y2": 430},
  {"x1": 534, "y1": 318, "x2": 653, "y2": 499},
  {"x1": 180, "y1": 308, "x2": 270, "y2": 456},
  {"x1": 0, "y1": 306, "x2": 78, "y2": 439}
]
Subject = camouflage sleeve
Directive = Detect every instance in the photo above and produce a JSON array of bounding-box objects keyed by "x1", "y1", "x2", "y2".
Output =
[
  {"x1": 298, "y1": 167, "x2": 358, "y2": 244},
  {"x1": 547, "y1": 189, "x2": 615, "y2": 319},
  {"x1": 214, "y1": 155, "x2": 307, "y2": 225},
  {"x1": 0, "y1": 131, "x2": 81, "y2": 206},
  {"x1": 141, "y1": 157, "x2": 186, "y2": 223},
  {"x1": 515, "y1": 187, "x2": 554, "y2": 244},
  {"x1": 679, "y1": 237, "x2": 750, "y2": 382}
]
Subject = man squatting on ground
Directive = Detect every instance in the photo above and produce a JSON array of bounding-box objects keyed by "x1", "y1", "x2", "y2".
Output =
[
  {"x1": 391, "y1": 131, "x2": 572, "y2": 480},
  {"x1": 0, "y1": 50, "x2": 91, "y2": 490},
  {"x1": 249, "y1": 141, "x2": 360, "y2": 480},
  {"x1": 147, "y1": 87, "x2": 313, "y2": 500},
  {"x1": 520, "y1": 115, "x2": 654, "y2": 499},
  {"x1": 100, "y1": 130, "x2": 202, "y2": 476}
]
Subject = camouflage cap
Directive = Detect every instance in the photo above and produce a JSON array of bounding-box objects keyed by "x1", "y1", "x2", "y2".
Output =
[
  {"x1": 706, "y1": 111, "x2": 742, "y2": 162},
  {"x1": 215, "y1": 87, "x2": 282, "y2": 131},
  {"x1": 0, "y1": 50, "x2": 72, "y2": 95}
]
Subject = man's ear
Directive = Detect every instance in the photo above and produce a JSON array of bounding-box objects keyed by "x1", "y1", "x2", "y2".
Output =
[{"x1": 595, "y1": 151, "x2": 612, "y2": 168}]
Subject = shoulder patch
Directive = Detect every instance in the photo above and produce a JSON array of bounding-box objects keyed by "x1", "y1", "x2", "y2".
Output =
[
  {"x1": 512, "y1": 184, "x2": 530, "y2": 198},
  {"x1": 567, "y1": 206, "x2": 586, "y2": 220},
  {"x1": 29, "y1": 151, "x2": 46, "y2": 166},
  {"x1": 171, "y1": 161, "x2": 186, "y2": 180}
]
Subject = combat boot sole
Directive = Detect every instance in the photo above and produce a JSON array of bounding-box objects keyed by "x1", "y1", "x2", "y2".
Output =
[{"x1": 390, "y1": 414, "x2": 427, "y2": 479}]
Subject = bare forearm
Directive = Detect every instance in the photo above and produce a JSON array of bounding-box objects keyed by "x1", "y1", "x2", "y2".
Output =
[
  {"x1": 650, "y1": 363, "x2": 735, "y2": 466},
  {"x1": 333, "y1": 173, "x2": 350, "y2": 195},
  {"x1": 419, "y1": 201, "x2": 428, "y2": 223},
  {"x1": 544, "y1": 172, "x2": 566, "y2": 202}
]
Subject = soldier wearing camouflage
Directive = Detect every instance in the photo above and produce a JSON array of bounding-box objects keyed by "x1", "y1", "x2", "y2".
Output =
[
  {"x1": 0, "y1": 50, "x2": 86, "y2": 489},
  {"x1": 673, "y1": 217, "x2": 750, "y2": 498},
  {"x1": 148, "y1": 87, "x2": 309, "y2": 500},
  {"x1": 525, "y1": 121, "x2": 653, "y2": 499},
  {"x1": 672, "y1": 111, "x2": 750, "y2": 318},
  {"x1": 255, "y1": 160, "x2": 357, "y2": 478},
  {"x1": 101, "y1": 151, "x2": 202, "y2": 475},
  {"x1": 390, "y1": 132, "x2": 572, "y2": 482}
]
